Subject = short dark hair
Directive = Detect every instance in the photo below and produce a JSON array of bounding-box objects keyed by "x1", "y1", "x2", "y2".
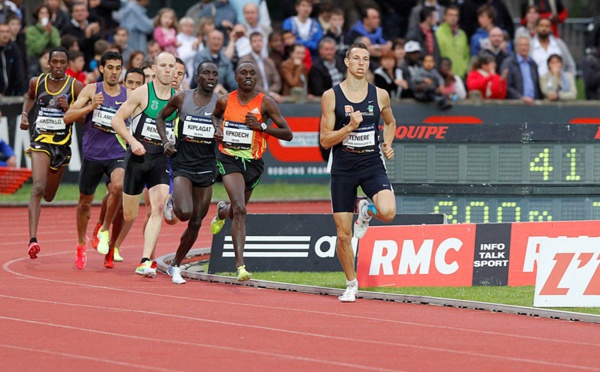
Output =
[
  {"x1": 50, "y1": 46, "x2": 69, "y2": 60},
  {"x1": 196, "y1": 60, "x2": 217, "y2": 75},
  {"x1": 61, "y1": 34, "x2": 78, "y2": 50},
  {"x1": 547, "y1": 53, "x2": 562, "y2": 66},
  {"x1": 345, "y1": 42, "x2": 369, "y2": 59},
  {"x1": 100, "y1": 51, "x2": 123, "y2": 67},
  {"x1": 68, "y1": 50, "x2": 84, "y2": 61},
  {"x1": 249, "y1": 31, "x2": 263, "y2": 42},
  {"x1": 124, "y1": 67, "x2": 145, "y2": 83}
]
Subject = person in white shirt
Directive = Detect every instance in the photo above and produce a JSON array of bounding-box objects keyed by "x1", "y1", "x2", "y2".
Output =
[
  {"x1": 530, "y1": 17, "x2": 575, "y2": 76},
  {"x1": 177, "y1": 17, "x2": 202, "y2": 84}
]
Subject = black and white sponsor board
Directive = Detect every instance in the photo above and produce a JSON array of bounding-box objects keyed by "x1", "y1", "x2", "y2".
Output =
[
  {"x1": 472, "y1": 223, "x2": 512, "y2": 286},
  {"x1": 208, "y1": 213, "x2": 445, "y2": 273}
]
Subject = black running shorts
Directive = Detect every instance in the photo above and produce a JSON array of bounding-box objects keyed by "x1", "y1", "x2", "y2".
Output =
[
  {"x1": 330, "y1": 164, "x2": 392, "y2": 213},
  {"x1": 216, "y1": 153, "x2": 264, "y2": 191},
  {"x1": 123, "y1": 148, "x2": 169, "y2": 195},
  {"x1": 26, "y1": 142, "x2": 71, "y2": 170},
  {"x1": 79, "y1": 158, "x2": 125, "y2": 195}
]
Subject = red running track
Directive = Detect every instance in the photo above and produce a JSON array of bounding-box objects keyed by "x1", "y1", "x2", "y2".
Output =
[{"x1": 1, "y1": 203, "x2": 600, "y2": 371}]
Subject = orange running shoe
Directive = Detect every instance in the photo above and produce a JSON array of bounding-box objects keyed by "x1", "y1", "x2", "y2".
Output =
[
  {"x1": 28, "y1": 242, "x2": 40, "y2": 259},
  {"x1": 75, "y1": 237, "x2": 88, "y2": 270},
  {"x1": 104, "y1": 249, "x2": 115, "y2": 269}
]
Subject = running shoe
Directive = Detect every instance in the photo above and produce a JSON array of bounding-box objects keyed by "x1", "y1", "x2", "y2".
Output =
[
  {"x1": 91, "y1": 222, "x2": 101, "y2": 249},
  {"x1": 171, "y1": 266, "x2": 186, "y2": 284},
  {"x1": 113, "y1": 247, "x2": 123, "y2": 262},
  {"x1": 210, "y1": 201, "x2": 227, "y2": 234},
  {"x1": 135, "y1": 260, "x2": 157, "y2": 278},
  {"x1": 236, "y1": 265, "x2": 252, "y2": 281},
  {"x1": 75, "y1": 237, "x2": 88, "y2": 270},
  {"x1": 353, "y1": 199, "x2": 373, "y2": 239},
  {"x1": 163, "y1": 195, "x2": 176, "y2": 223},
  {"x1": 28, "y1": 242, "x2": 41, "y2": 259},
  {"x1": 97, "y1": 229, "x2": 110, "y2": 255},
  {"x1": 338, "y1": 281, "x2": 358, "y2": 302},
  {"x1": 104, "y1": 249, "x2": 114, "y2": 269}
]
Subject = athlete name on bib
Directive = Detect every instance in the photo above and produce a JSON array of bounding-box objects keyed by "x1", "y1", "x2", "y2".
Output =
[
  {"x1": 342, "y1": 125, "x2": 376, "y2": 153},
  {"x1": 92, "y1": 105, "x2": 117, "y2": 133},
  {"x1": 36, "y1": 107, "x2": 66, "y2": 132},
  {"x1": 182, "y1": 115, "x2": 214, "y2": 143},
  {"x1": 140, "y1": 117, "x2": 173, "y2": 146},
  {"x1": 222, "y1": 120, "x2": 252, "y2": 150}
]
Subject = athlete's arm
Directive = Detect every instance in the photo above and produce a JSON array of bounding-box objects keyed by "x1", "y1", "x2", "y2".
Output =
[
  {"x1": 211, "y1": 94, "x2": 228, "y2": 142},
  {"x1": 63, "y1": 83, "x2": 99, "y2": 124},
  {"x1": 377, "y1": 87, "x2": 396, "y2": 160},
  {"x1": 20, "y1": 77, "x2": 38, "y2": 130},
  {"x1": 57, "y1": 80, "x2": 84, "y2": 114},
  {"x1": 112, "y1": 84, "x2": 147, "y2": 155},
  {"x1": 261, "y1": 95, "x2": 293, "y2": 141},
  {"x1": 319, "y1": 88, "x2": 361, "y2": 149},
  {"x1": 156, "y1": 91, "x2": 184, "y2": 156}
]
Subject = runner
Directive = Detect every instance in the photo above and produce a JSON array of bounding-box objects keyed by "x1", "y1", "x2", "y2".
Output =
[
  {"x1": 157, "y1": 60, "x2": 219, "y2": 284},
  {"x1": 210, "y1": 61, "x2": 293, "y2": 281},
  {"x1": 111, "y1": 51, "x2": 177, "y2": 278},
  {"x1": 20, "y1": 46, "x2": 83, "y2": 260},
  {"x1": 63, "y1": 51, "x2": 128, "y2": 270},
  {"x1": 320, "y1": 42, "x2": 397, "y2": 302}
]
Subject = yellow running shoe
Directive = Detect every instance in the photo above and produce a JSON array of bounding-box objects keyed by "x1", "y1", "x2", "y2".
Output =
[
  {"x1": 97, "y1": 229, "x2": 110, "y2": 254},
  {"x1": 236, "y1": 265, "x2": 252, "y2": 281},
  {"x1": 210, "y1": 201, "x2": 227, "y2": 234},
  {"x1": 113, "y1": 247, "x2": 123, "y2": 262}
]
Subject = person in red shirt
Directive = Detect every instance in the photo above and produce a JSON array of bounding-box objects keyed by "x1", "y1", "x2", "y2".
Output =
[{"x1": 466, "y1": 53, "x2": 507, "y2": 99}]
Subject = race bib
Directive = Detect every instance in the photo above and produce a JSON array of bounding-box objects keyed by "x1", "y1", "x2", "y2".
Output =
[
  {"x1": 140, "y1": 117, "x2": 173, "y2": 146},
  {"x1": 182, "y1": 115, "x2": 214, "y2": 143},
  {"x1": 36, "y1": 108, "x2": 65, "y2": 132},
  {"x1": 92, "y1": 105, "x2": 117, "y2": 133},
  {"x1": 222, "y1": 120, "x2": 252, "y2": 150},
  {"x1": 343, "y1": 126, "x2": 376, "y2": 153}
]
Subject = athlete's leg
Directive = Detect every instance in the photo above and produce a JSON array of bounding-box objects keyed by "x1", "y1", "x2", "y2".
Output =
[
  {"x1": 221, "y1": 173, "x2": 249, "y2": 268},
  {"x1": 122, "y1": 192, "x2": 142, "y2": 222},
  {"x1": 172, "y1": 176, "x2": 193, "y2": 221},
  {"x1": 333, "y1": 212, "x2": 356, "y2": 281},
  {"x1": 142, "y1": 187, "x2": 151, "y2": 233},
  {"x1": 43, "y1": 166, "x2": 66, "y2": 202},
  {"x1": 172, "y1": 183, "x2": 212, "y2": 266},
  {"x1": 28, "y1": 151, "x2": 51, "y2": 240},
  {"x1": 371, "y1": 189, "x2": 396, "y2": 223},
  {"x1": 76, "y1": 193, "x2": 95, "y2": 246},
  {"x1": 101, "y1": 168, "x2": 124, "y2": 232},
  {"x1": 141, "y1": 184, "x2": 169, "y2": 259}
]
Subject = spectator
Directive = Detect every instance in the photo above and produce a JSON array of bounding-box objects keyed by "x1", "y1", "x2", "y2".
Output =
[
  {"x1": 113, "y1": 26, "x2": 131, "y2": 66},
  {"x1": 398, "y1": 40, "x2": 423, "y2": 99},
  {"x1": 86, "y1": 0, "x2": 120, "y2": 40},
  {"x1": 60, "y1": 1, "x2": 101, "y2": 68},
  {"x1": 521, "y1": 0, "x2": 567, "y2": 38},
  {"x1": 224, "y1": 23, "x2": 251, "y2": 63},
  {"x1": 515, "y1": 4, "x2": 539, "y2": 42},
  {"x1": 197, "y1": 16, "x2": 215, "y2": 47},
  {"x1": 153, "y1": 7, "x2": 179, "y2": 56},
  {"x1": 185, "y1": 0, "x2": 212, "y2": 23},
  {"x1": 406, "y1": 6, "x2": 440, "y2": 65},
  {"x1": 125, "y1": 50, "x2": 144, "y2": 72},
  {"x1": 439, "y1": 57, "x2": 467, "y2": 101},
  {"x1": 392, "y1": 38, "x2": 406, "y2": 67},
  {"x1": 466, "y1": 53, "x2": 507, "y2": 99},
  {"x1": 348, "y1": 5, "x2": 391, "y2": 62},
  {"x1": 324, "y1": 8, "x2": 348, "y2": 56},
  {"x1": 0, "y1": 137, "x2": 16, "y2": 167},
  {"x1": 65, "y1": 50, "x2": 87, "y2": 84},
  {"x1": 435, "y1": 5, "x2": 469, "y2": 79},
  {"x1": 238, "y1": 31, "x2": 282, "y2": 101},
  {"x1": 282, "y1": 0, "x2": 323, "y2": 58},
  {"x1": 45, "y1": 0, "x2": 69, "y2": 32},
  {"x1": 119, "y1": 0, "x2": 154, "y2": 54},
  {"x1": 480, "y1": 27, "x2": 510, "y2": 74},
  {"x1": 0, "y1": 22, "x2": 25, "y2": 96},
  {"x1": 581, "y1": 38, "x2": 600, "y2": 100},
  {"x1": 26, "y1": 4, "x2": 61, "y2": 79},
  {"x1": 280, "y1": 43, "x2": 308, "y2": 96},
  {"x1": 500, "y1": 35, "x2": 542, "y2": 105},
  {"x1": 6, "y1": 11, "x2": 25, "y2": 75},
  {"x1": 460, "y1": 0, "x2": 514, "y2": 41},
  {"x1": 408, "y1": 0, "x2": 445, "y2": 31},
  {"x1": 146, "y1": 39, "x2": 161, "y2": 60},
  {"x1": 192, "y1": 29, "x2": 237, "y2": 94},
  {"x1": 198, "y1": 0, "x2": 237, "y2": 36},
  {"x1": 410, "y1": 53, "x2": 451, "y2": 109},
  {"x1": 282, "y1": 29, "x2": 312, "y2": 72},
  {"x1": 231, "y1": 0, "x2": 271, "y2": 31},
  {"x1": 177, "y1": 17, "x2": 202, "y2": 85},
  {"x1": 268, "y1": 30, "x2": 285, "y2": 67},
  {"x1": 539, "y1": 54, "x2": 576, "y2": 101},
  {"x1": 308, "y1": 37, "x2": 346, "y2": 97},
  {"x1": 29, "y1": 48, "x2": 51, "y2": 78},
  {"x1": 374, "y1": 50, "x2": 404, "y2": 100},
  {"x1": 470, "y1": 4, "x2": 496, "y2": 57},
  {"x1": 60, "y1": 34, "x2": 79, "y2": 52},
  {"x1": 530, "y1": 17, "x2": 575, "y2": 77},
  {"x1": 242, "y1": 2, "x2": 271, "y2": 49}
]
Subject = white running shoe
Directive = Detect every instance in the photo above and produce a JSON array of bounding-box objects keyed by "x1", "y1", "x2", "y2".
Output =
[
  {"x1": 166, "y1": 265, "x2": 174, "y2": 276},
  {"x1": 338, "y1": 282, "x2": 358, "y2": 302},
  {"x1": 353, "y1": 199, "x2": 372, "y2": 239},
  {"x1": 171, "y1": 266, "x2": 186, "y2": 284}
]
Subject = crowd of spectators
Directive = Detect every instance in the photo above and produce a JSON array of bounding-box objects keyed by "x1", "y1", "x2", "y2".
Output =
[{"x1": 0, "y1": 0, "x2": 596, "y2": 106}]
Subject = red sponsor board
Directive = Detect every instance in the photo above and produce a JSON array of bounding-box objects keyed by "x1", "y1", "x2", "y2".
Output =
[
  {"x1": 356, "y1": 224, "x2": 475, "y2": 287},
  {"x1": 508, "y1": 220, "x2": 600, "y2": 286}
]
